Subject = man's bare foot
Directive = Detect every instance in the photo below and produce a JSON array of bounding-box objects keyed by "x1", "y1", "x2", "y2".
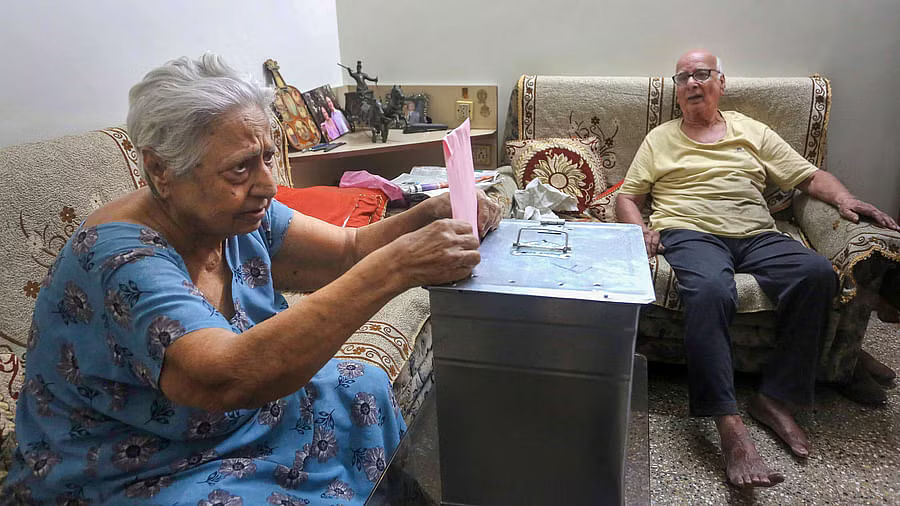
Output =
[
  {"x1": 715, "y1": 415, "x2": 785, "y2": 488},
  {"x1": 748, "y1": 393, "x2": 810, "y2": 458}
]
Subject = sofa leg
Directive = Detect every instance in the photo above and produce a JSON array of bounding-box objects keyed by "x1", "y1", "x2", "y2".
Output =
[
  {"x1": 858, "y1": 349, "x2": 897, "y2": 386},
  {"x1": 835, "y1": 361, "x2": 887, "y2": 405}
]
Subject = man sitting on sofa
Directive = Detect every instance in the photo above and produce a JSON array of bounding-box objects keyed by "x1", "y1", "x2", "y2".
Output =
[{"x1": 616, "y1": 49, "x2": 900, "y2": 488}]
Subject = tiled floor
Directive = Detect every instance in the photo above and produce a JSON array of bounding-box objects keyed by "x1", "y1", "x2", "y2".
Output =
[{"x1": 648, "y1": 315, "x2": 900, "y2": 505}]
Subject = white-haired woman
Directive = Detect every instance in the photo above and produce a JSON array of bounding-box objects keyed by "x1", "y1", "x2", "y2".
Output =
[{"x1": 4, "y1": 54, "x2": 499, "y2": 504}]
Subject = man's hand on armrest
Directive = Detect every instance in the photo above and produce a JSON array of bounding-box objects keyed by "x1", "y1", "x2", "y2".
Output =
[
  {"x1": 797, "y1": 170, "x2": 899, "y2": 231},
  {"x1": 616, "y1": 192, "x2": 664, "y2": 257}
]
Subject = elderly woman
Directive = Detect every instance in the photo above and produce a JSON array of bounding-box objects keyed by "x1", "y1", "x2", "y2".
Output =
[{"x1": 3, "y1": 54, "x2": 499, "y2": 504}]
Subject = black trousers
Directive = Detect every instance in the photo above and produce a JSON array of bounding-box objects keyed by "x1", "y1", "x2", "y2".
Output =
[{"x1": 659, "y1": 229, "x2": 837, "y2": 416}]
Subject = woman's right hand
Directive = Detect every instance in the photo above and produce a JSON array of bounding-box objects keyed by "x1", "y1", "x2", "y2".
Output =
[{"x1": 386, "y1": 218, "x2": 481, "y2": 287}]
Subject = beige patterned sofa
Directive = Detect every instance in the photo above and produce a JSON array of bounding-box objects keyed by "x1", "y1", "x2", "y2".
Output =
[
  {"x1": 499, "y1": 74, "x2": 899, "y2": 384},
  {"x1": 0, "y1": 122, "x2": 435, "y2": 481}
]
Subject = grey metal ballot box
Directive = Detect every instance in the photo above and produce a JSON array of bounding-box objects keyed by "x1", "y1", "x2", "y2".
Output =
[{"x1": 428, "y1": 219, "x2": 655, "y2": 506}]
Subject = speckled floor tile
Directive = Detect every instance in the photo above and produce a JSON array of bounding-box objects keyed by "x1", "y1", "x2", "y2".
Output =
[
  {"x1": 646, "y1": 315, "x2": 900, "y2": 504},
  {"x1": 806, "y1": 386, "x2": 898, "y2": 443},
  {"x1": 862, "y1": 318, "x2": 900, "y2": 371},
  {"x1": 649, "y1": 411, "x2": 900, "y2": 503}
]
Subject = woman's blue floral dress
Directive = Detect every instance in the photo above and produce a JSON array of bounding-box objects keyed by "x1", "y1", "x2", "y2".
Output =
[{"x1": 3, "y1": 200, "x2": 405, "y2": 505}]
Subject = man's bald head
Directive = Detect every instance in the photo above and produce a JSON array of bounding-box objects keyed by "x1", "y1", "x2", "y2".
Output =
[{"x1": 676, "y1": 49, "x2": 722, "y2": 75}]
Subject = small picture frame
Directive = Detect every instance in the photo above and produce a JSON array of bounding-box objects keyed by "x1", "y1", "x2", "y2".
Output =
[
  {"x1": 303, "y1": 84, "x2": 352, "y2": 142},
  {"x1": 404, "y1": 93, "x2": 429, "y2": 124}
]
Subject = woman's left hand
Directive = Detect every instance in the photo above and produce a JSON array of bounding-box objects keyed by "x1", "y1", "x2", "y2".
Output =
[
  {"x1": 475, "y1": 190, "x2": 501, "y2": 238},
  {"x1": 432, "y1": 190, "x2": 501, "y2": 239}
]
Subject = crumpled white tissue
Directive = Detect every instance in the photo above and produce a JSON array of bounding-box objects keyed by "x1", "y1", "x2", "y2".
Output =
[{"x1": 513, "y1": 179, "x2": 577, "y2": 220}]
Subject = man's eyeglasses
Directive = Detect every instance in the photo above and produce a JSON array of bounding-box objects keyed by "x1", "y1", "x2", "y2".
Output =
[{"x1": 672, "y1": 69, "x2": 720, "y2": 86}]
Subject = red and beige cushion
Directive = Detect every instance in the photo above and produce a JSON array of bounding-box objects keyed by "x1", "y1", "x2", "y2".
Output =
[{"x1": 506, "y1": 137, "x2": 608, "y2": 212}]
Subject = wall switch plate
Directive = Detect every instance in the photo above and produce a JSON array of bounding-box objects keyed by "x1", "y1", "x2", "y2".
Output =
[
  {"x1": 472, "y1": 143, "x2": 492, "y2": 166},
  {"x1": 456, "y1": 100, "x2": 473, "y2": 121}
]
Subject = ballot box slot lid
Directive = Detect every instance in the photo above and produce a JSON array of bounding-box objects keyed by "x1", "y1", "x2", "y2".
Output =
[{"x1": 429, "y1": 219, "x2": 656, "y2": 304}]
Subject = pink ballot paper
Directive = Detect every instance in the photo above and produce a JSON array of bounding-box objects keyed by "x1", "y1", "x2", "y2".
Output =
[{"x1": 442, "y1": 118, "x2": 479, "y2": 239}]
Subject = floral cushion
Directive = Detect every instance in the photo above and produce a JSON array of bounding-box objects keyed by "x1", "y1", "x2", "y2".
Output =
[{"x1": 506, "y1": 137, "x2": 607, "y2": 212}]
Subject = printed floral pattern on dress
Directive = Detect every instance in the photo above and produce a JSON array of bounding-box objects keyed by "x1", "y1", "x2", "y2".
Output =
[
  {"x1": 104, "y1": 288, "x2": 132, "y2": 328},
  {"x1": 69, "y1": 408, "x2": 109, "y2": 440},
  {"x1": 27, "y1": 317, "x2": 39, "y2": 351},
  {"x1": 353, "y1": 446, "x2": 387, "y2": 482},
  {"x1": 241, "y1": 257, "x2": 270, "y2": 288},
  {"x1": 294, "y1": 395, "x2": 314, "y2": 435},
  {"x1": 25, "y1": 374, "x2": 55, "y2": 416},
  {"x1": 146, "y1": 314, "x2": 186, "y2": 360},
  {"x1": 336, "y1": 360, "x2": 365, "y2": 389},
  {"x1": 111, "y1": 434, "x2": 162, "y2": 471},
  {"x1": 170, "y1": 448, "x2": 218, "y2": 473},
  {"x1": 41, "y1": 252, "x2": 62, "y2": 288},
  {"x1": 55, "y1": 486, "x2": 92, "y2": 506},
  {"x1": 70, "y1": 226, "x2": 98, "y2": 255},
  {"x1": 351, "y1": 392, "x2": 381, "y2": 427},
  {"x1": 198, "y1": 488, "x2": 243, "y2": 506},
  {"x1": 129, "y1": 359, "x2": 158, "y2": 389},
  {"x1": 147, "y1": 395, "x2": 175, "y2": 425},
  {"x1": 388, "y1": 386, "x2": 399, "y2": 415},
  {"x1": 101, "y1": 380, "x2": 130, "y2": 411},
  {"x1": 106, "y1": 334, "x2": 132, "y2": 367},
  {"x1": 57, "y1": 281, "x2": 94, "y2": 325},
  {"x1": 267, "y1": 491, "x2": 310, "y2": 505},
  {"x1": 310, "y1": 421, "x2": 338, "y2": 463},
  {"x1": 273, "y1": 445, "x2": 310, "y2": 490},
  {"x1": 56, "y1": 342, "x2": 82, "y2": 384},
  {"x1": 183, "y1": 280, "x2": 217, "y2": 316},
  {"x1": 124, "y1": 474, "x2": 174, "y2": 499},
  {"x1": 320, "y1": 478, "x2": 354, "y2": 501},
  {"x1": 257, "y1": 398, "x2": 287, "y2": 427},
  {"x1": 100, "y1": 247, "x2": 155, "y2": 271},
  {"x1": 139, "y1": 228, "x2": 169, "y2": 249},
  {"x1": 184, "y1": 410, "x2": 228, "y2": 440},
  {"x1": 23, "y1": 441, "x2": 62, "y2": 480},
  {"x1": 230, "y1": 298, "x2": 251, "y2": 332},
  {"x1": 218, "y1": 457, "x2": 257, "y2": 479},
  {"x1": 85, "y1": 445, "x2": 100, "y2": 477}
]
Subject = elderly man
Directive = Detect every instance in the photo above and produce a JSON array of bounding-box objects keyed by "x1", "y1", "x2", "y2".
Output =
[{"x1": 616, "y1": 49, "x2": 899, "y2": 488}]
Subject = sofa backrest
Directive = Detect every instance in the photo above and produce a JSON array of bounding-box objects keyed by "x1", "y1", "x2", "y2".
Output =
[
  {"x1": 0, "y1": 120, "x2": 290, "y2": 360},
  {"x1": 502, "y1": 74, "x2": 831, "y2": 211}
]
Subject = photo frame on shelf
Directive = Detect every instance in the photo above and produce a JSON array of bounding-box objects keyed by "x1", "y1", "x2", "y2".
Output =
[
  {"x1": 404, "y1": 93, "x2": 429, "y2": 124},
  {"x1": 303, "y1": 84, "x2": 352, "y2": 142}
]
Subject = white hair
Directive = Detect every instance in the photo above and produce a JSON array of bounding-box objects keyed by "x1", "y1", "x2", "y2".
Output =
[
  {"x1": 716, "y1": 57, "x2": 724, "y2": 75},
  {"x1": 126, "y1": 53, "x2": 275, "y2": 187}
]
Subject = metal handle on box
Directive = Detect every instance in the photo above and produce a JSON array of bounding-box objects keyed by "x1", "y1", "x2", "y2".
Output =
[{"x1": 512, "y1": 227, "x2": 571, "y2": 254}]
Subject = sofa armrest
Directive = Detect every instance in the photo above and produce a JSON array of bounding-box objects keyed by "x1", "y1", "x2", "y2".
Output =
[
  {"x1": 793, "y1": 192, "x2": 900, "y2": 304},
  {"x1": 484, "y1": 165, "x2": 518, "y2": 218}
]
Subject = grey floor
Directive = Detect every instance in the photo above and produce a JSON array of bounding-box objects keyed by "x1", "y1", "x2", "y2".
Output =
[{"x1": 647, "y1": 315, "x2": 900, "y2": 505}]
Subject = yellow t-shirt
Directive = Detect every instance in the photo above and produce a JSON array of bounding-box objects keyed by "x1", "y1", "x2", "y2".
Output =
[{"x1": 620, "y1": 111, "x2": 818, "y2": 238}]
